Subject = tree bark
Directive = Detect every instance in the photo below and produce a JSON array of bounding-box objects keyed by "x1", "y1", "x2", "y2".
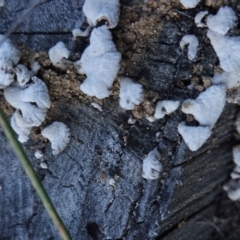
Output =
[{"x1": 0, "y1": 0, "x2": 240, "y2": 239}]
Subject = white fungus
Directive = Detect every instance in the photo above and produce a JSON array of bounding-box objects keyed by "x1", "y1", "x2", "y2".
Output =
[
  {"x1": 11, "y1": 111, "x2": 31, "y2": 143},
  {"x1": 207, "y1": 30, "x2": 240, "y2": 72},
  {"x1": 212, "y1": 71, "x2": 240, "y2": 89},
  {"x1": 142, "y1": 148, "x2": 162, "y2": 180},
  {"x1": 179, "y1": 0, "x2": 200, "y2": 9},
  {"x1": 0, "y1": 35, "x2": 21, "y2": 65},
  {"x1": 15, "y1": 64, "x2": 32, "y2": 86},
  {"x1": 72, "y1": 26, "x2": 92, "y2": 37},
  {"x1": 180, "y1": 35, "x2": 199, "y2": 60},
  {"x1": 195, "y1": 11, "x2": 208, "y2": 28},
  {"x1": 48, "y1": 42, "x2": 70, "y2": 71},
  {"x1": 233, "y1": 145, "x2": 240, "y2": 167},
  {"x1": 40, "y1": 162, "x2": 48, "y2": 169},
  {"x1": 75, "y1": 26, "x2": 121, "y2": 99},
  {"x1": 34, "y1": 150, "x2": 44, "y2": 159},
  {"x1": 154, "y1": 100, "x2": 180, "y2": 119},
  {"x1": 181, "y1": 85, "x2": 226, "y2": 128},
  {"x1": 235, "y1": 112, "x2": 240, "y2": 134},
  {"x1": 178, "y1": 122, "x2": 212, "y2": 151},
  {"x1": 41, "y1": 122, "x2": 70, "y2": 155},
  {"x1": 207, "y1": 6, "x2": 237, "y2": 35},
  {"x1": 223, "y1": 180, "x2": 240, "y2": 201},
  {"x1": 20, "y1": 77, "x2": 51, "y2": 109},
  {"x1": 91, "y1": 102, "x2": 102, "y2": 111},
  {"x1": 119, "y1": 77, "x2": 144, "y2": 110},
  {"x1": 83, "y1": 0, "x2": 120, "y2": 28},
  {"x1": 0, "y1": 59, "x2": 15, "y2": 89},
  {"x1": 31, "y1": 61, "x2": 41, "y2": 75}
]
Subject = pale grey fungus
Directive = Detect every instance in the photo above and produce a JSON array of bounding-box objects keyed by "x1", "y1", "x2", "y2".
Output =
[
  {"x1": 34, "y1": 150, "x2": 44, "y2": 159},
  {"x1": 154, "y1": 100, "x2": 180, "y2": 119},
  {"x1": 180, "y1": 35, "x2": 199, "y2": 60}
]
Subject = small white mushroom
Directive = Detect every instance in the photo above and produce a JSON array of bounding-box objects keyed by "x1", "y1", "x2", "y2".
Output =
[
  {"x1": 180, "y1": 35, "x2": 199, "y2": 60},
  {"x1": 207, "y1": 6, "x2": 237, "y2": 35},
  {"x1": 180, "y1": 0, "x2": 200, "y2": 9},
  {"x1": 83, "y1": 0, "x2": 120, "y2": 28},
  {"x1": 154, "y1": 100, "x2": 180, "y2": 119},
  {"x1": 41, "y1": 122, "x2": 70, "y2": 155},
  {"x1": 48, "y1": 42, "x2": 70, "y2": 71},
  {"x1": 195, "y1": 11, "x2": 208, "y2": 28},
  {"x1": 178, "y1": 122, "x2": 212, "y2": 151},
  {"x1": 181, "y1": 85, "x2": 226, "y2": 128},
  {"x1": 34, "y1": 150, "x2": 43, "y2": 159},
  {"x1": 76, "y1": 26, "x2": 121, "y2": 99},
  {"x1": 119, "y1": 77, "x2": 144, "y2": 110},
  {"x1": 142, "y1": 148, "x2": 162, "y2": 180}
]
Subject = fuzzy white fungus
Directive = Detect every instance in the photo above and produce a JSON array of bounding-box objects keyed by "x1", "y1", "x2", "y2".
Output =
[
  {"x1": 207, "y1": 30, "x2": 240, "y2": 72},
  {"x1": 195, "y1": 11, "x2": 208, "y2": 28},
  {"x1": 41, "y1": 122, "x2": 70, "y2": 155},
  {"x1": 119, "y1": 77, "x2": 144, "y2": 110},
  {"x1": 83, "y1": 0, "x2": 120, "y2": 28},
  {"x1": 233, "y1": 145, "x2": 240, "y2": 167},
  {"x1": 154, "y1": 100, "x2": 180, "y2": 119},
  {"x1": 178, "y1": 122, "x2": 212, "y2": 151},
  {"x1": 182, "y1": 85, "x2": 226, "y2": 128},
  {"x1": 75, "y1": 26, "x2": 121, "y2": 99},
  {"x1": 142, "y1": 148, "x2": 162, "y2": 180},
  {"x1": 180, "y1": 35, "x2": 199, "y2": 60},
  {"x1": 48, "y1": 42, "x2": 70, "y2": 71},
  {"x1": 180, "y1": 0, "x2": 200, "y2": 9},
  {"x1": 207, "y1": 6, "x2": 237, "y2": 35}
]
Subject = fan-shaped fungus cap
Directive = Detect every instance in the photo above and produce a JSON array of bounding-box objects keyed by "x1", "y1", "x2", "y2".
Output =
[{"x1": 41, "y1": 122, "x2": 70, "y2": 155}]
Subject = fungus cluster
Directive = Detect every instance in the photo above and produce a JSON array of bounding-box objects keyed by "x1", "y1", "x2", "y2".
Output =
[{"x1": 177, "y1": 6, "x2": 240, "y2": 152}]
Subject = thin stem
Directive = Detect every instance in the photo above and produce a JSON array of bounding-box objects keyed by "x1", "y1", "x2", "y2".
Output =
[{"x1": 0, "y1": 108, "x2": 72, "y2": 240}]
